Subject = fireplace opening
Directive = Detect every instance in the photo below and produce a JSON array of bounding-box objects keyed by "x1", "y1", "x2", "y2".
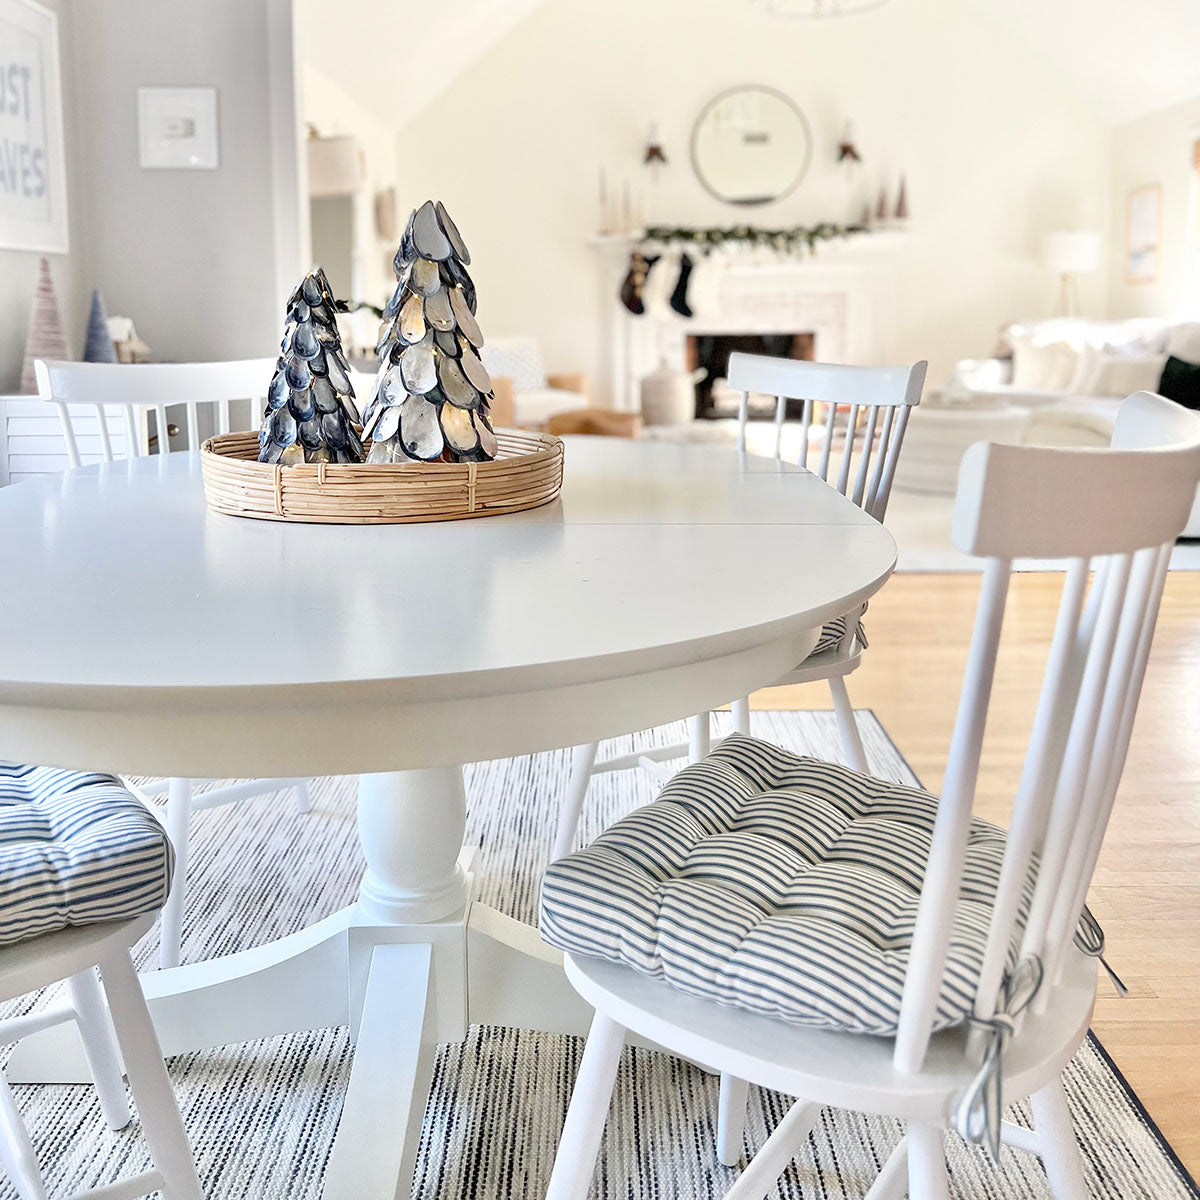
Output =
[{"x1": 687, "y1": 332, "x2": 814, "y2": 420}]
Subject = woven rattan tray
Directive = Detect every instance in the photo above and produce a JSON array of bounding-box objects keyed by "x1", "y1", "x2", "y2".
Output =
[{"x1": 200, "y1": 429, "x2": 564, "y2": 524}]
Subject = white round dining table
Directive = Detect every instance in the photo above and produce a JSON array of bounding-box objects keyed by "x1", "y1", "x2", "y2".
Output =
[{"x1": 0, "y1": 437, "x2": 896, "y2": 1198}]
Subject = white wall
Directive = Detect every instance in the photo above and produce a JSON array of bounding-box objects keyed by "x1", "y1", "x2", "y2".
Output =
[
  {"x1": 393, "y1": 0, "x2": 1112, "y2": 399},
  {"x1": 67, "y1": 0, "x2": 302, "y2": 364},
  {"x1": 0, "y1": 0, "x2": 83, "y2": 391},
  {"x1": 1108, "y1": 96, "x2": 1200, "y2": 321}
]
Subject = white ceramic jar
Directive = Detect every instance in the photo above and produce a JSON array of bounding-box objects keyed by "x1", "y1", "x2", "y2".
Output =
[{"x1": 640, "y1": 360, "x2": 706, "y2": 426}]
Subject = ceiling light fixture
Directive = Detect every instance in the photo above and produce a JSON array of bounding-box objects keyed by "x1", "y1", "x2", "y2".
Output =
[{"x1": 750, "y1": 0, "x2": 887, "y2": 17}]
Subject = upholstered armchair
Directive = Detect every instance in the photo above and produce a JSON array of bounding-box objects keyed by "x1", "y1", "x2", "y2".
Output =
[{"x1": 481, "y1": 337, "x2": 588, "y2": 428}]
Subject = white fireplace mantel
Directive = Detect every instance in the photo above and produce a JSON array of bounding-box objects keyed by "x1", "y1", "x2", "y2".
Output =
[{"x1": 593, "y1": 232, "x2": 907, "y2": 412}]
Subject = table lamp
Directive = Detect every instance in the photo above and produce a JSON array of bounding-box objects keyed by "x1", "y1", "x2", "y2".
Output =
[{"x1": 1042, "y1": 230, "x2": 1102, "y2": 317}]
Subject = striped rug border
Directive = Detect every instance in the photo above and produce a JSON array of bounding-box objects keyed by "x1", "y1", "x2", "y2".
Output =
[{"x1": 1083, "y1": 1032, "x2": 1199, "y2": 1198}]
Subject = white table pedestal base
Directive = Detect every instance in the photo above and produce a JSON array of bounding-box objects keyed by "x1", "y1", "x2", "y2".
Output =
[{"x1": 7, "y1": 766, "x2": 595, "y2": 1199}]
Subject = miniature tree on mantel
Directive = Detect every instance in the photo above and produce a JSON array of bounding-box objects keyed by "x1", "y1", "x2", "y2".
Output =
[
  {"x1": 361, "y1": 200, "x2": 499, "y2": 464},
  {"x1": 259, "y1": 268, "x2": 364, "y2": 465}
]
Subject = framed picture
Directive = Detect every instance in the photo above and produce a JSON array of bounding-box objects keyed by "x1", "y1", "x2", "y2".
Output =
[
  {"x1": 1125, "y1": 184, "x2": 1161, "y2": 285},
  {"x1": 0, "y1": 0, "x2": 69, "y2": 253},
  {"x1": 138, "y1": 87, "x2": 219, "y2": 170}
]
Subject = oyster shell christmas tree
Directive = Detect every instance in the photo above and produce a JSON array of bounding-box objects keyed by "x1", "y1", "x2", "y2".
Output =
[
  {"x1": 361, "y1": 201, "x2": 499, "y2": 464},
  {"x1": 259, "y1": 268, "x2": 364, "y2": 465}
]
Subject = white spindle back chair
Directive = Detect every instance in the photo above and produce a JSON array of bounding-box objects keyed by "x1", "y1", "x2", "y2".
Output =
[
  {"x1": 35, "y1": 358, "x2": 277, "y2": 466},
  {"x1": 33, "y1": 357, "x2": 311, "y2": 970},
  {"x1": 732, "y1": 352, "x2": 925, "y2": 524},
  {"x1": 725, "y1": 353, "x2": 927, "y2": 757},
  {"x1": 545, "y1": 392, "x2": 1200, "y2": 1200},
  {"x1": 551, "y1": 355, "x2": 927, "y2": 869},
  {"x1": 898, "y1": 389, "x2": 1200, "y2": 1073}
]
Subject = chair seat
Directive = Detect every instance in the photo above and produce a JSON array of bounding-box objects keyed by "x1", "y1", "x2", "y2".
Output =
[
  {"x1": 562, "y1": 945, "x2": 1096, "y2": 1121},
  {"x1": 541, "y1": 735, "x2": 1020, "y2": 1037},
  {"x1": 0, "y1": 764, "x2": 173, "y2": 947}
]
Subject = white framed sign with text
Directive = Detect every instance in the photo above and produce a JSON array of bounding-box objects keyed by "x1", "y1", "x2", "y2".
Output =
[{"x1": 0, "y1": 0, "x2": 68, "y2": 253}]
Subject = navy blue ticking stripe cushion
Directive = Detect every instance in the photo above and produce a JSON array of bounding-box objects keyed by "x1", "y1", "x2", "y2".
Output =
[
  {"x1": 540, "y1": 735, "x2": 1019, "y2": 1037},
  {"x1": 810, "y1": 614, "x2": 866, "y2": 657},
  {"x1": 0, "y1": 764, "x2": 173, "y2": 947}
]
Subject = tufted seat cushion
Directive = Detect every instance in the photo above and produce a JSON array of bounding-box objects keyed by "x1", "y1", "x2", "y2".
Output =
[
  {"x1": 0, "y1": 764, "x2": 173, "y2": 947},
  {"x1": 540, "y1": 735, "x2": 1020, "y2": 1037}
]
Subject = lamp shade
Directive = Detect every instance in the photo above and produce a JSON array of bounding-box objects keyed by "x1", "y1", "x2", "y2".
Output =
[
  {"x1": 1042, "y1": 230, "x2": 1101, "y2": 275},
  {"x1": 307, "y1": 135, "x2": 364, "y2": 198}
]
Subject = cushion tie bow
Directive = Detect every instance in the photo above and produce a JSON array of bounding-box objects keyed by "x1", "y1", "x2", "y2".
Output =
[
  {"x1": 955, "y1": 954, "x2": 1044, "y2": 1162},
  {"x1": 956, "y1": 907, "x2": 1124, "y2": 1162}
]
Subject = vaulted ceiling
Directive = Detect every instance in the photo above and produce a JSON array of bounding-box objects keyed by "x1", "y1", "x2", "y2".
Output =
[
  {"x1": 297, "y1": 0, "x2": 548, "y2": 131},
  {"x1": 300, "y1": 0, "x2": 1200, "y2": 132},
  {"x1": 961, "y1": 0, "x2": 1200, "y2": 124}
]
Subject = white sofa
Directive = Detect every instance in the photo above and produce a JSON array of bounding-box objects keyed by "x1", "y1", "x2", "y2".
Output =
[{"x1": 942, "y1": 317, "x2": 1200, "y2": 536}]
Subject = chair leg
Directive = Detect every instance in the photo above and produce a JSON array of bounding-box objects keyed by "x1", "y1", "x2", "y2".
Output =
[
  {"x1": 1030, "y1": 1078, "x2": 1088, "y2": 1200},
  {"x1": 293, "y1": 778, "x2": 313, "y2": 814},
  {"x1": 905, "y1": 1122, "x2": 949, "y2": 1200},
  {"x1": 0, "y1": 1075, "x2": 47, "y2": 1200},
  {"x1": 688, "y1": 712, "x2": 711, "y2": 763},
  {"x1": 862, "y1": 1135, "x2": 908, "y2": 1200},
  {"x1": 828, "y1": 677, "x2": 869, "y2": 772},
  {"x1": 723, "y1": 1098, "x2": 821, "y2": 1200},
  {"x1": 545, "y1": 1011, "x2": 626, "y2": 1200},
  {"x1": 552, "y1": 743, "x2": 599, "y2": 862},
  {"x1": 730, "y1": 697, "x2": 751, "y2": 736},
  {"x1": 65, "y1": 968, "x2": 131, "y2": 1130},
  {"x1": 160, "y1": 777, "x2": 192, "y2": 970},
  {"x1": 716, "y1": 1074, "x2": 749, "y2": 1166},
  {"x1": 98, "y1": 951, "x2": 202, "y2": 1200}
]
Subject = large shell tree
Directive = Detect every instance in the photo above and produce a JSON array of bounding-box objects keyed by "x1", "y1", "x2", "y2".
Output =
[
  {"x1": 259, "y1": 268, "x2": 364, "y2": 465},
  {"x1": 361, "y1": 201, "x2": 499, "y2": 464}
]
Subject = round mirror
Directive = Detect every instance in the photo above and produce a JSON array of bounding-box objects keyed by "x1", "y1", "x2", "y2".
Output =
[{"x1": 690, "y1": 86, "x2": 813, "y2": 207}]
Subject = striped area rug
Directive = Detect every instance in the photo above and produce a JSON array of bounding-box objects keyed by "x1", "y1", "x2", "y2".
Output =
[{"x1": 3, "y1": 712, "x2": 1196, "y2": 1199}]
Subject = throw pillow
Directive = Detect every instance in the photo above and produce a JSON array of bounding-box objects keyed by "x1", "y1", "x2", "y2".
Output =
[
  {"x1": 1010, "y1": 335, "x2": 1079, "y2": 392},
  {"x1": 479, "y1": 339, "x2": 547, "y2": 393},
  {"x1": 1067, "y1": 342, "x2": 1101, "y2": 393},
  {"x1": 1158, "y1": 355, "x2": 1200, "y2": 411},
  {"x1": 1086, "y1": 353, "x2": 1168, "y2": 397}
]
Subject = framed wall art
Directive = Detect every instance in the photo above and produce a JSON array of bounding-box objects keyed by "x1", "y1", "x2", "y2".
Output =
[
  {"x1": 1125, "y1": 183, "x2": 1161, "y2": 285},
  {"x1": 0, "y1": 0, "x2": 69, "y2": 253},
  {"x1": 138, "y1": 87, "x2": 219, "y2": 170}
]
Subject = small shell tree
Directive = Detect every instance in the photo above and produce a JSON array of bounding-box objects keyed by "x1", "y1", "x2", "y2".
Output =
[
  {"x1": 259, "y1": 268, "x2": 364, "y2": 465},
  {"x1": 361, "y1": 201, "x2": 499, "y2": 464}
]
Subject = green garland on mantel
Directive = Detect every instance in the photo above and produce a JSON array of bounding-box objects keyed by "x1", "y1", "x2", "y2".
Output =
[{"x1": 640, "y1": 222, "x2": 869, "y2": 253}]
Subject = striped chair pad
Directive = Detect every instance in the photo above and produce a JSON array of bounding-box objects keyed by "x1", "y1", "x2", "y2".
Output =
[
  {"x1": 809, "y1": 613, "x2": 866, "y2": 656},
  {"x1": 0, "y1": 764, "x2": 173, "y2": 947},
  {"x1": 540, "y1": 735, "x2": 1019, "y2": 1037}
]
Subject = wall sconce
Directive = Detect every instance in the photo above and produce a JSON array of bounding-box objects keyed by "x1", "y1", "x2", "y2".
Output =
[{"x1": 644, "y1": 121, "x2": 667, "y2": 183}]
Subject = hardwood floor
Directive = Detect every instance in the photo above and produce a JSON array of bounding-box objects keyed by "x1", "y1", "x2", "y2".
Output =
[{"x1": 752, "y1": 570, "x2": 1200, "y2": 1174}]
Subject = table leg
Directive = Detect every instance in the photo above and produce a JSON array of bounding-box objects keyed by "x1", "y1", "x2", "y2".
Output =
[
  {"x1": 322, "y1": 944, "x2": 438, "y2": 1200},
  {"x1": 7, "y1": 908, "x2": 355, "y2": 1082},
  {"x1": 356, "y1": 767, "x2": 469, "y2": 925}
]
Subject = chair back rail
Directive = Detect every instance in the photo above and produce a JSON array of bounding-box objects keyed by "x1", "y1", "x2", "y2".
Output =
[
  {"x1": 726, "y1": 352, "x2": 926, "y2": 524},
  {"x1": 35, "y1": 359, "x2": 277, "y2": 467},
  {"x1": 892, "y1": 391, "x2": 1200, "y2": 1075}
]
